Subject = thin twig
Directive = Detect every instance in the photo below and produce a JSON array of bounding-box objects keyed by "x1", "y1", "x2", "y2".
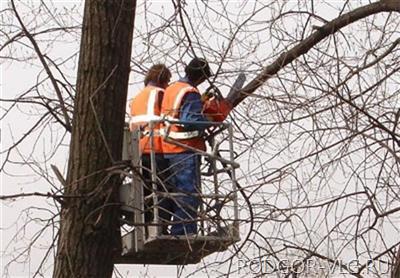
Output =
[{"x1": 10, "y1": 0, "x2": 72, "y2": 132}]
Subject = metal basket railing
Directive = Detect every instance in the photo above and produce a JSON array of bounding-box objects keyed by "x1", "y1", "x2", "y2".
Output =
[{"x1": 120, "y1": 119, "x2": 240, "y2": 253}]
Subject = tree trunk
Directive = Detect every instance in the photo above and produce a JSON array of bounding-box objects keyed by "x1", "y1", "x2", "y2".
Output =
[
  {"x1": 53, "y1": 1, "x2": 136, "y2": 277},
  {"x1": 393, "y1": 248, "x2": 400, "y2": 278}
]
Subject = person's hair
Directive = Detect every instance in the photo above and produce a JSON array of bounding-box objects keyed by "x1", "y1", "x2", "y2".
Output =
[
  {"x1": 144, "y1": 64, "x2": 171, "y2": 86},
  {"x1": 185, "y1": 58, "x2": 212, "y2": 83}
]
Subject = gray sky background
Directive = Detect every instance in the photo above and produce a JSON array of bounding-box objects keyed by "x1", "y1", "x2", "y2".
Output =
[{"x1": 2, "y1": 0, "x2": 398, "y2": 277}]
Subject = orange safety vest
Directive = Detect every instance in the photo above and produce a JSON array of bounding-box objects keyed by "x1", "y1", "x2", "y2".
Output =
[
  {"x1": 161, "y1": 81, "x2": 206, "y2": 153},
  {"x1": 129, "y1": 85, "x2": 164, "y2": 154}
]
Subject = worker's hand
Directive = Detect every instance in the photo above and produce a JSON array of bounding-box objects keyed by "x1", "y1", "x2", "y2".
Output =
[
  {"x1": 201, "y1": 90, "x2": 216, "y2": 102},
  {"x1": 202, "y1": 85, "x2": 221, "y2": 102},
  {"x1": 201, "y1": 92, "x2": 210, "y2": 102}
]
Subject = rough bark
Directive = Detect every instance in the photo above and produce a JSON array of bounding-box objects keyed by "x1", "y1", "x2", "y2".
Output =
[
  {"x1": 53, "y1": 1, "x2": 136, "y2": 277},
  {"x1": 233, "y1": 0, "x2": 400, "y2": 107},
  {"x1": 393, "y1": 248, "x2": 400, "y2": 278}
]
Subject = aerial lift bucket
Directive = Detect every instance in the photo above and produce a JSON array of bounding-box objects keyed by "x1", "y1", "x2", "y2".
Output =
[
  {"x1": 115, "y1": 71, "x2": 246, "y2": 265},
  {"x1": 114, "y1": 121, "x2": 240, "y2": 265}
]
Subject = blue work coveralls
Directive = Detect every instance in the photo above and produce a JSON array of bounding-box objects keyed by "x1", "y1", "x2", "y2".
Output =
[{"x1": 164, "y1": 78, "x2": 211, "y2": 235}]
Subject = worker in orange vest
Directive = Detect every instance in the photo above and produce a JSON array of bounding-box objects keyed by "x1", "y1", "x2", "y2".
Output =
[
  {"x1": 129, "y1": 64, "x2": 173, "y2": 235},
  {"x1": 161, "y1": 58, "x2": 231, "y2": 235}
]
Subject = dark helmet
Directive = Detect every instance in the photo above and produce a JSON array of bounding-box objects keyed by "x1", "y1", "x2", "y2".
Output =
[{"x1": 185, "y1": 57, "x2": 212, "y2": 81}]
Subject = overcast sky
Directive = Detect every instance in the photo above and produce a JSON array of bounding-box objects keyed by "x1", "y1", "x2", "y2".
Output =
[{"x1": 2, "y1": 1, "x2": 400, "y2": 277}]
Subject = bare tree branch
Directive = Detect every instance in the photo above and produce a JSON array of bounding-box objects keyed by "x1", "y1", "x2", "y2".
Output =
[
  {"x1": 234, "y1": 0, "x2": 400, "y2": 107},
  {"x1": 10, "y1": 0, "x2": 72, "y2": 131}
]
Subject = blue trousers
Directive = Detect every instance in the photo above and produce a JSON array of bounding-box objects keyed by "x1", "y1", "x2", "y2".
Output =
[{"x1": 164, "y1": 153, "x2": 201, "y2": 235}]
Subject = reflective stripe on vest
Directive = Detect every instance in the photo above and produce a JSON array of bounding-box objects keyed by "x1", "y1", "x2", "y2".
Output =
[
  {"x1": 147, "y1": 88, "x2": 157, "y2": 116},
  {"x1": 130, "y1": 86, "x2": 164, "y2": 153},
  {"x1": 130, "y1": 89, "x2": 159, "y2": 124},
  {"x1": 160, "y1": 81, "x2": 206, "y2": 153},
  {"x1": 159, "y1": 128, "x2": 200, "y2": 140},
  {"x1": 130, "y1": 114, "x2": 162, "y2": 125},
  {"x1": 171, "y1": 87, "x2": 196, "y2": 117}
]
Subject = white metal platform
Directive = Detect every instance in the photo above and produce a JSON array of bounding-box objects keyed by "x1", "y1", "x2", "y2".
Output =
[{"x1": 114, "y1": 227, "x2": 239, "y2": 265}]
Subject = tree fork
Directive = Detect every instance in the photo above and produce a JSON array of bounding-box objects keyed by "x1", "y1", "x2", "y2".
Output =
[{"x1": 53, "y1": 1, "x2": 136, "y2": 277}]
